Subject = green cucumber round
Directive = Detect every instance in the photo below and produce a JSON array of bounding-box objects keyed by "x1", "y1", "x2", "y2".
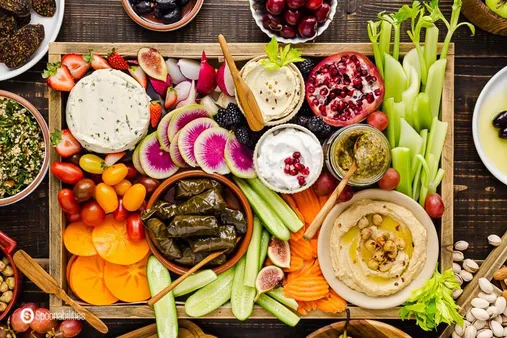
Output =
[
  {"x1": 257, "y1": 294, "x2": 301, "y2": 327},
  {"x1": 231, "y1": 256, "x2": 256, "y2": 321},
  {"x1": 172, "y1": 269, "x2": 218, "y2": 298}
]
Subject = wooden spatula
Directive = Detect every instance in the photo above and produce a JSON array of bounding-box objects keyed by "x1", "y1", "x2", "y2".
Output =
[
  {"x1": 217, "y1": 34, "x2": 265, "y2": 131},
  {"x1": 13, "y1": 250, "x2": 108, "y2": 334}
]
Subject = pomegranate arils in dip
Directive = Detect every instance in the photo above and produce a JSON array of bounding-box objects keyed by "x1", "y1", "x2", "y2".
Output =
[{"x1": 283, "y1": 151, "x2": 311, "y2": 186}]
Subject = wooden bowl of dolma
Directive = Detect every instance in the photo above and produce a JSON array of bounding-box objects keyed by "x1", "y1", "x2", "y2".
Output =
[{"x1": 145, "y1": 170, "x2": 254, "y2": 275}]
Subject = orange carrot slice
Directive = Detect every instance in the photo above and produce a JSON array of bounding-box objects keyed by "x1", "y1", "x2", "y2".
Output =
[
  {"x1": 316, "y1": 290, "x2": 347, "y2": 313},
  {"x1": 292, "y1": 189, "x2": 320, "y2": 223},
  {"x1": 104, "y1": 255, "x2": 150, "y2": 302},
  {"x1": 310, "y1": 239, "x2": 318, "y2": 259},
  {"x1": 283, "y1": 255, "x2": 304, "y2": 272},
  {"x1": 289, "y1": 239, "x2": 313, "y2": 261},
  {"x1": 64, "y1": 221, "x2": 97, "y2": 256}
]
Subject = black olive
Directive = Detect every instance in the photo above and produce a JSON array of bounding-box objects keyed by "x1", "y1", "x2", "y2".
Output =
[
  {"x1": 156, "y1": 0, "x2": 177, "y2": 11},
  {"x1": 133, "y1": 1, "x2": 154, "y2": 14},
  {"x1": 161, "y1": 7, "x2": 181, "y2": 24},
  {"x1": 177, "y1": 0, "x2": 189, "y2": 6},
  {"x1": 499, "y1": 126, "x2": 507, "y2": 139},
  {"x1": 493, "y1": 110, "x2": 507, "y2": 129}
]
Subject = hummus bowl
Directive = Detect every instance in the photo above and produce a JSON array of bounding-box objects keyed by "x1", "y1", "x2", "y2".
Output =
[{"x1": 318, "y1": 189, "x2": 439, "y2": 309}]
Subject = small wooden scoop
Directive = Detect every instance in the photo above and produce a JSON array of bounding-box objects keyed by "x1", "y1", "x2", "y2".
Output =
[
  {"x1": 13, "y1": 250, "x2": 108, "y2": 334},
  {"x1": 217, "y1": 34, "x2": 264, "y2": 131}
]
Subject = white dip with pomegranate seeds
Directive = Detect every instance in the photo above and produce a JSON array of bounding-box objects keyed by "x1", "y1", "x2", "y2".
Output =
[{"x1": 256, "y1": 128, "x2": 323, "y2": 191}]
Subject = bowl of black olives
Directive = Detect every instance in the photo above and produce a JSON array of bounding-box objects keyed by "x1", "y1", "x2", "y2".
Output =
[{"x1": 122, "y1": 0, "x2": 204, "y2": 31}]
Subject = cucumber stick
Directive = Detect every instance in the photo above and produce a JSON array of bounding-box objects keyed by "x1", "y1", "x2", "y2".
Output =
[
  {"x1": 258, "y1": 229, "x2": 270, "y2": 271},
  {"x1": 247, "y1": 178, "x2": 304, "y2": 232},
  {"x1": 172, "y1": 269, "x2": 217, "y2": 297},
  {"x1": 231, "y1": 256, "x2": 256, "y2": 320},
  {"x1": 185, "y1": 267, "x2": 235, "y2": 317},
  {"x1": 244, "y1": 216, "x2": 262, "y2": 287},
  {"x1": 234, "y1": 177, "x2": 290, "y2": 240},
  {"x1": 146, "y1": 256, "x2": 178, "y2": 338},
  {"x1": 257, "y1": 294, "x2": 300, "y2": 327},
  {"x1": 266, "y1": 287, "x2": 298, "y2": 311}
]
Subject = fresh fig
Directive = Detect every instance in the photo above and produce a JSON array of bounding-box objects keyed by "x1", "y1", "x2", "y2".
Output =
[
  {"x1": 138, "y1": 47, "x2": 168, "y2": 81},
  {"x1": 254, "y1": 266, "x2": 284, "y2": 301},
  {"x1": 267, "y1": 237, "x2": 290, "y2": 269}
]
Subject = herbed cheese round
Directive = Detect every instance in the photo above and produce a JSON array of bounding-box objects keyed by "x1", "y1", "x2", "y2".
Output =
[{"x1": 66, "y1": 69, "x2": 150, "y2": 154}]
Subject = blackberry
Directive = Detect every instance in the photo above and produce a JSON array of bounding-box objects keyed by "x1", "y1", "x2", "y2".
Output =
[
  {"x1": 296, "y1": 58, "x2": 316, "y2": 79},
  {"x1": 235, "y1": 126, "x2": 253, "y2": 147},
  {"x1": 320, "y1": 124, "x2": 333, "y2": 138},
  {"x1": 225, "y1": 103, "x2": 245, "y2": 124},
  {"x1": 289, "y1": 115, "x2": 309, "y2": 128},
  {"x1": 298, "y1": 103, "x2": 313, "y2": 116},
  {"x1": 214, "y1": 105, "x2": 243, "y2": 129},
  {"x1": 307, "y1": 116, "x2": 326, "y2": 133}
]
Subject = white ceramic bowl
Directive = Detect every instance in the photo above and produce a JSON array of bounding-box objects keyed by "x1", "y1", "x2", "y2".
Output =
[
  {"x1": 249, "y1": 0, "x2": 338, "y2": 44},
  {"x1": 318, "y1": 189, "x2": 439, "y2": 309},
  {"x1": 0, "y1": 0, "x2": 65, "y2": 81},
  {"x1": 472, "y1": 65, "x2": 507, "y2": 185}
]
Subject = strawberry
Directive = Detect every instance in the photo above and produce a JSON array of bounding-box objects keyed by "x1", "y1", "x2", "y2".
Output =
[
  {"x1": 42, "y1": 62, "x2": 75, "y2": 92},
  {"x1": 128, "y1": 65, "x2": 147, "y2": 88},
  {"x1": 50, "y1": 129, "x2": 82, "y2": 158},
  {"x1": 84, "y1": 50, "x2": 111, "y2": 70},
  {"x1": 61, "y1": 53, "x2": 90, "y2": 80},
  {"x1": 107, "y1": 49, "x2": 129, "y2": 70},
  {"x1": 105, "y1": 152, "x2": 126, "y2": 166},
  {"x1": 164, "y1": 87, "x2": 177, "y2": 110},
  {"x1": 149, "y1": 101, "x2": 163, "y2": 128}
]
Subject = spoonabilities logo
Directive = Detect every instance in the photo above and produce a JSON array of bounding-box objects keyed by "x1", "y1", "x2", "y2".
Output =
[{"x1": 20, "y1": 308, "x2": 34, "y2": 324}]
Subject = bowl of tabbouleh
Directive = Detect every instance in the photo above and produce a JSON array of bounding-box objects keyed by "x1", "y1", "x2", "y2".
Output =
[{"x1": 0, "y1": 91, "x2": 49, "y2": 206}]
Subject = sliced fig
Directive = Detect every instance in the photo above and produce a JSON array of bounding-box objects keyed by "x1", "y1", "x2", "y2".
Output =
[
  {"x1": 166, "y1": 58, "x2": 186, "y2": 84},
  {"x1": 156, "y1": 111, "x2": 174, "y2": 151},
  {"x1": 224, "y1": 133, "x2": 256, "y2": 178},
  {"x1": 196, "y1": 51, "x2": 217, "y2": 96},
  {"x1": 178, "y1": 118, "x2": 218, "y2": 167},
  {"x1": 149, "y1": 74, "x2": 172, "y2": 97},
  {"x1": 267, "y1": 237, "x2": 290, "y2": 269},
  {"x1": 138, "y1": 47, "x2": 168, "y2": 82},
  {"x1": 169, "y1": 131, "x2": 188, "y2": 168},
  {"x1": 132, "y1": 142, "x2": 146, "y2": 175},
  {"x1": 167, "y1": 104, "x2": 211, "y2": 141},
  {"x1": 200, "y1": 95, "x2": 219, "y2": 115},
  {"x1": 254, "y1": 266, "x2": 284, "y2": 301},
  {"x1": 139, "y1": 132, "x2": 179, "y2": 179},
  {"x1": 177, "y1": 58, "x2": 200, "y2": 80},
  {"x1": 194, "y1": 127, "x2": 230, "y2": 175}
]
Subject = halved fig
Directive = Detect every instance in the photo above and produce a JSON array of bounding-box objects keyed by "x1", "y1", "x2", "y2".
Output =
[
  {"x1": 138, "y1": 47, "x2": 168, "y2": 82},
  {"x1": 254, "y1": 266, "x2": 284, "y2": 301},
  {"x1": 267, "y1": 237, "x2": 290, "y2": 269}
]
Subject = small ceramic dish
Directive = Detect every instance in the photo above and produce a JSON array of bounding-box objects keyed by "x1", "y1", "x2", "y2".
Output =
[
  {"x1": 253, "y1": 124, "x2": 324, "y2": 194},
  {"x1": 146, "y1": 170, "x2": 254, "y2": 275},
  {"x1": 0, "y1": 90, "x2": 49, "y2": 207},
  {"x1": 249, "y1": 0, "x2": 337, "y2": 44},
  {"x1": 318, "y1": 189, "x2": 439, "y2": 309},
  {"x1": 0, "y1": 231, "x2": 21, "y2": 322},
  {"x1": 121, "y1": 0, "x2": 204, "y2": 32}
]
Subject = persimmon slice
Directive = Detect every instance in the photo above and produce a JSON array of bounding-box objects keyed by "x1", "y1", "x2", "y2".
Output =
[
  {"x1": 104, "y1": 255, "x2": 150, "y2": 302},
  {"x1": 66, "y1": 255, "x2": 78, "y2": 296},
  {"x1": 92, "y1": 215, "x2": 149, "y2": 265},
  {"x1": 69, "y1": 255, "x2": 118, "y2": 305},
  {"x1": 64, "y1": 221, "x2": 97, "y2": 256}
]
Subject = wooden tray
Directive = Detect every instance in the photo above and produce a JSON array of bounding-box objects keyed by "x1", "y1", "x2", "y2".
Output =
[{"x1": 48, "y1": 42, "x2": 455, "y2": 320}]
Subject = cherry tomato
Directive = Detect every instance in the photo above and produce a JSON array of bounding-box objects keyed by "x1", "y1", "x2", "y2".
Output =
[
  {"x1": 58, "y1": 189, "x2": 80, "y2": 214},
  {"x1": 367, "y1": 111, "x2": 388, "y2": 131},
  {"x1": 338, "y1": 184, "x2": 354, "y2": 202},
  {"x1": 125, "y1": 164, "x2": 138, "y2": 180},
  {"x1": 123, "y1": 183, "x2": 147, "y2": 212},
  {"x1": 72, "y1": 178, "x2": 96, "y2": 203},
  {"x1": 113, "y1": 199, "x2": 128, "y2": 221},
  {"x1": 378, "y1": 168, "x2": 400, "y2": 191},
  {"x1": 126, "y1": 213, "x2": 145, "y2": 241},
  {"x1": 136, "y1": 176, "x2": 160, "y2": 195},
  {"x1": 102, "y1": 163, "x2": 128, "y2": 186},
  {"x1": 425, "y1": 193, "x2": 445, "y2": 218},
  {"x1": 67, "y1": 153, "x2": 82, "y2": 166},
  {"x1": 95, "y1": 183, "x2": 118, "y2": 213},
  {"x1": 79, "y1": 154, "x2": 106, "y2": 174},
  {"x1": 66, "y1": 212, "x2": 81, "y2": 223},
  {"x1": 138, "y1": 200, "x2": 147, "y2": 212},
  {"x1": 80, "y1": 201, "x2": 105, "y2": 226},
  {"x1": 50, "y1": 162, "x2": 83, "y2": 184},
  {"x1": 113, "y1": 179, "x2": 132, "y2": 196},
  {"x1": 57, "y1": 320, "x2": 83, "y2": 338}
]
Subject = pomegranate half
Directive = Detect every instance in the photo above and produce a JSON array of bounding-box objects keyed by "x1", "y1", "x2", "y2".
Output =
[{"x1": 305, "y1": 52, "x2": 385, "y2": 127}]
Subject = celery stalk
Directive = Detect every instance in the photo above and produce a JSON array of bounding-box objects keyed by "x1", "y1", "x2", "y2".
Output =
[
  {"x1": 426, "y1": 117, "x2": 448, "y2": 162},
  {"x1": 403, "y1": 48, "x2": 421, "y2": 83},
  {"x1": 398, "y1": 118, "x2": 423, "y2": 181},
  {"x1": 411, "y1": 129, "x2": 428, "y2": 199},
  {"x1": 367, "y1": 21, "x2": 384, "y2": 78},
  {"x1": 401, "y1": 66, "x2": 421, "y2": 125},
  {"x1": 384, "y1": 98, "x2": 398, "y2": 148},
  {"x1": 423, "y1": 26, "x2": 439, "y2": 73},
  {"x1": 419, "y1": 186, "x2": 429, "y2": 206},
  {"x1": 428, "y1": 168, "x2": 445, "y2": 195},
  {"x1": 438, "y1": 0, "x2": 475, "y2": 60},
  {"x1": 392, "y1": 147, "x2": 412, "y2": 197},
  {"x1": 379, "y1": 21, "x2": 392, "y2": 61},
  {"x1": 425, "y1": 59, "x2": 447, "y2": 118},
  {"x1": 415, "y1": 154, "x2": 431, "y2": 206},
  {"x1": 411, "y1": 92, "x2": 432, "y2": 132},
  {"x1": 384, "y1": 53, "x2": 408, "y2": 102},
  {"x1": 426, "y1": 153, "x2": 439, "y2": 184}
]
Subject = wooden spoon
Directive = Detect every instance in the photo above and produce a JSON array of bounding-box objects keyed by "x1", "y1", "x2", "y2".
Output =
[
  {"x1": 13, "y1": 250, "x2": 108, "y2": 334},
  {"x1": 217, "y1": 34, "x2": 264, "y2": 131},
  {"x1": 304, "y1": 140, "x2": 361, "y2": 241}
]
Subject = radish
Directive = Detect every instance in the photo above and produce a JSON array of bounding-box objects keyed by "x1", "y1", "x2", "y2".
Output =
[
  {"x1": 166, "y1": 58, "x2": 186, "y2": 84},
  {"x1": 217, "y1": 63, "x2": 235, "y2": 96},
  {"x1": 196, "y1": 51, "x2": 217, "y2": 95},
  {"x1": 149, "y1": 75, "x2": 172, "y2": 97},
  {"x1": 177, "y1": 59, "x2": 200, "y2": 80},
  {"x1": 176, "y1": 80, "x2": 197, "y2": 108},
  {"x1": 200, "y1": 95, "x2": 219, "y2": 115},
  {"x1": 216, "y1": 92, "x2": 237, "y2": 108},
  {"x1": 174, "y1": 81, "x2": 192, "y2": 105}
]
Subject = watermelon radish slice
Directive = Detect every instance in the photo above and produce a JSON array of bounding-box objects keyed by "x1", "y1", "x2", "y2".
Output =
[
  {"x1": 139, "y1": 132, "x2": 179, "y2": 179},
  {"x1": 169, "y1": 131, "x2": 188, "y2": 168},
  {"x1": 194, "y1": 127, "x2": 230, "y2": 175},
  {"x1": 178, "y1": 118, "x2": 218, "y2": 167},
  {"x1": 156, "y1": 112, "x2": 174, "y2": 151},
  {"x1": 133, "y1": 143, "x2": 146, "y2": 175},
  {"x1": 225, "y1": 133, "x2": 256, "y2": 178},
  {"x1": 167, "y1": 104, "x2": 210, "y2": 142}
]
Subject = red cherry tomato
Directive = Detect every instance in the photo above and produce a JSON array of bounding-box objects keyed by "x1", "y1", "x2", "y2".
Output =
[
  {"x1": 136, "y1": 176, "x2": 160, "y2": 195},
  {"x1": 50, "y1": 162, "x2": 84, "y2": 184},
  {"x1": 125, "y1": 164, "x2": 138, "y2": 180},
  {"x1": 367, "y1": 111, "x2": 388, "y2": 131},
  {"x1": 378, "y1": 168, "x2": 400, "y2": 191},
  {"x1": 80, "y1": 201, "x2": 105, "y2": 226},
  {"x1": 113, "y1": 199, "x2": 128, "y2": 222},
  {"x1": 126, "y1": 213, "x2": 145, "y2": 241},
  {"x1": 66, "y1": 212, "x2": 81, "y2": 223},
  {"x1": 58, "y1": 189, "x2": 80, "y2": 214},
  {"x1": 424, "y1": 193, "x2": 445, "y2": 218}
]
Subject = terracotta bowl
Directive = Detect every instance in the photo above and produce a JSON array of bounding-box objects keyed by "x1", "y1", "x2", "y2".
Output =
[
  {"x1": 307, "y1": 320, "x2": 411, "y2": 338},
  {"x1": 121, "y1": 0, "x2": 204, "y2": 32},
  {"x1": 0, "y1": 231, "x2": 21, "y2": 322},
  {"x1": 462, "y1": 0, "x2": 507, "y2": 36},
  {"x1": 146, "y1": 170, "x2": 253, "y2": 275},
  {"x1": 0, "y1": 90, "x2": 49, "y2": 207}
]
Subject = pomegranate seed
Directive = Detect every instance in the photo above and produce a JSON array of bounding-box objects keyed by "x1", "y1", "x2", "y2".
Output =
[
  {"x1": 319, "y1": 105, "x2": 326, "y2": 113},
  {"x1": 365, "y1": 75, "x2": 372, "y2": 82},
  {"x1": 348, "y1": 89, "x2": 354, "y2": 97},
  {"x1": 340, "y1": 90, "x2": 346, "y2": 98},
  {"x1": 320, "y1": 88, "x2": 328, "y2": 96},
  {"x1": 294, "y1": 163, "x2": 303, "y2": 171},
  {"x1": 366, "y1": 93, "x2": 374, "y2": 103},
  {"x1": 341, "y1": 56, "x2": 348, "y2": 63},
  {"x1": 297, "y1": 176, "x2": 306, "y2": 186},
  {"x1": 371, "y1": 76, "x2": 377, "y2": 81},
  {"x1": 293, "y1": 152, "x2": 301, "y2": 159},
  {"x1": 313, "y1": 98, "x2": 319, "y2": 105},
  {"x1": 323, "y1": 78, "x2": 330, "y2": 86},
  {"x1": 290, "y1": 169, "x2": 298, "y2": 176},
  {"x1": 329, "y1": 92, "x2": 336, "y2": 99},
  {"x1": 284, "y1": 167, "x2": 290, "y2": 174},
  {"x1": 343, "y1": 79, "x2": 350, "y2": 85},
  {"x1": 285, "y1": 157, "x2": 293, "y2": 164},
  {"x1": 330, "y1": 67, "x2": 338, "y2": 76},
  {"x1": 350, "y1": 55, "x2": 357, "y2": 62},
  {"x1": 331, "y1": 102, "x2": 338, "y2": 111},
  {"x1": 307, "y1": 85, "x2": 315, "y2": 93},
  {"x1": 302, "y1": 168, "x2": 310, "y2": 175},
  {"x1": 338, "y1": 66, "x2": 346, "y2": 74},
  {"x1": 361, "y1": 69, "x2": 368, "y2": 76},
  {"x1": 374, "y1": 89, "x2": 381, "y2": 96},
  {"x1": 321, "y1": 67, "x2": 328, "y2": 74}
]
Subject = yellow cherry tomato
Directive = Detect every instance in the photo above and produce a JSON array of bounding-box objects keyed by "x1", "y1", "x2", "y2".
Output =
[
  {"x1": 113, "y1": 179, "x2": 132, "y2": 197},
  {"x1": 95, "y1": 183, "x2": 118, "y2": 213},
  {"x1": 102, "y1": 163, "x2": 128, "y2": 186},
  {"x1": 123, "y1": 183, "x2": 146, "y2": 212},
  {"x1": 79, "y1": 154, "x2": 106, "y2": 174}
]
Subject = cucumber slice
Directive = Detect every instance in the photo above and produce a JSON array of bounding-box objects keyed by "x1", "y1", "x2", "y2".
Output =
[
  {"x1": 244, "y1": 216, "x2": 262, "y2": 288},
  {"x1": 146, "y1": 256, "x2": 178, "y2": 338},
  {"x1": 258, "y1": 229, "x2": 270, "y2": 271},
  {"x1": 185, "y1": 267, "x2": 235, "y2": 317},
  {"x1": 256, "y1": 294, "x2": 301, "y2": 327},
  {"x1": 267, "y1": 287, "x2": 298, "y2": 311},
  {"x1": 231, "y1": 256, "x2": 256, "y2": 320},
  {"x1": 234, "y1": 177, "x2": 290, "y2": 241},
  {"x1": 173, "y1": 269, "x2": 217, "y2": 298}
]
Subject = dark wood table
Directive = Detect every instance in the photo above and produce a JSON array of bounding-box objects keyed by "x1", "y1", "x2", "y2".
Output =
[{"x1": 1, "y1": 0, "x2": 507, "y2": 336}]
